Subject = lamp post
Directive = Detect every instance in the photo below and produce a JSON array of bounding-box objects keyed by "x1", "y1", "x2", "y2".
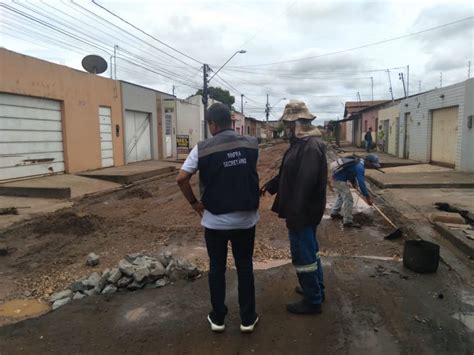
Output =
[{"x1": 202, "y1": 50, "x2": 246, "y2": 139}]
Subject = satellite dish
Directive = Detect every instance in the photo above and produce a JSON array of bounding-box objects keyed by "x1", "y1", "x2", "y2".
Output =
[{"x1": 82, "y1": 55, "x2": 108, "y2": 74}]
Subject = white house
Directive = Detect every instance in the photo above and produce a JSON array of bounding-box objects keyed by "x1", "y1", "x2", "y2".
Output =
[{"x1": 398, "y1": 78, "x2": 474, "y2": 171}]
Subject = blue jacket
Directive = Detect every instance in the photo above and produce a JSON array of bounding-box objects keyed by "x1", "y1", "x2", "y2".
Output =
[{"x1": 333, "y1": 161, "x2": 369, "y2": 196}]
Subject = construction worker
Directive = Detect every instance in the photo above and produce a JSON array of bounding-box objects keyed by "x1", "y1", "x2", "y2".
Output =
[
  {"x1": 261, "y1": 100, "x2": 327, "y2": 315},
  {"x1": 330, "y1": 154, "x2": 381, "y2": 228},
  {"x1": 176, "y1": 103, "x2": 260, "y2": 333}
]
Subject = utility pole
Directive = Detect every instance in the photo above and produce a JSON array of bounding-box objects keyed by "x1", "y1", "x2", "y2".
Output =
[
  {"x1": 406, "y1": 65, "x2": 410, "y2": 96},
  {"x1": 370, "y1": 77, "x2": 374, "y2": 103},
  {"x1": 172, "y1": 85, "x2": 176, "y2": 96},
  {"x1": 440, "y1": 72, "x2": 443, "y2": 88},
  {"x1": 113, "y1": 44, "x2": 118, "y2": 79},
  {"x1": 468, "y1": 61, "x2": 471, "y2": 78},
  {"x1": 387, "y1": 69, "x2": 394, "y2": 101},
  {"x1": 202, "y1": 64, "x2": 210, "y2": 139},
  {"x1": 357, "y1": 92, "x2": 361, "y2": 102},
  {"x1": 241, "y1": 94, "x2": 244, "y2": 114},
  {"x1": 265, "y1": 94, "x2": 270, "y2": 122},
  {"x1": 399, "y1": 72, "x2": 407, "y2": 97},
  {"x1": 419, "y1": 80, "x2": 422, "y2": 93}
]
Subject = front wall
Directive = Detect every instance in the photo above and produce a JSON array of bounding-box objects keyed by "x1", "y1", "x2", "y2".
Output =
[
  {"x1": 378, "y1": 104, "x2": 400, "y2": 155},
  {"x1": 176, "y1": 99, "x2": 201, "y2": 150},
  {"x1": 0, "y1": 49, "x2": 123, "y2": 173},
  {"x1": 398, "y1": 81, "x2": 466, "y2": 169}
]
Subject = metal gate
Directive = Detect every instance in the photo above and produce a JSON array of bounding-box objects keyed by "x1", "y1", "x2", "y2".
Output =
[
  {"x1": 431, "y1": 106, "x2": 458, "y2": 167},
  {"x1": 0, "y1": 93, "x2": 64, "y2": 181},
  {"x1": 124, "y1": 110, "x2": 151, "y2": 164}
]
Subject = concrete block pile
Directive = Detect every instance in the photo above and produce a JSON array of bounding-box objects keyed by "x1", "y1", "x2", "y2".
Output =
[{"x1": 49, "y1": 251, "x2": 200, "y2": 310}]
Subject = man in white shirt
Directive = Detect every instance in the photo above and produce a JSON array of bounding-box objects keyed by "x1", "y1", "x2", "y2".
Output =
[{"x1": 176, "y1": 103, "x2": 260, "y2": 333}]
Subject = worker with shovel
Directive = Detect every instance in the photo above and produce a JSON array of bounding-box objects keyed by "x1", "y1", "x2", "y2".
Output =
[
  {"x1": 330, "y1": 154, "x2": 381, "y2": 228},
  {"x1": 261, "y1": 101, "x2": 327, "y2": 315}
]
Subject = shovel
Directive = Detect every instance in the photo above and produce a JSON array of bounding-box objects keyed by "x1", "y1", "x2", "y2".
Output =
[{"x1": 372, "y1": 204, "x2": 403, "y2": 240}]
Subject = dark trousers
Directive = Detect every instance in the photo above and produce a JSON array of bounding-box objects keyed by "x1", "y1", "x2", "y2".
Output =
[{"x1": 204, "y1": 226, "x2": 257, "y2": 325}]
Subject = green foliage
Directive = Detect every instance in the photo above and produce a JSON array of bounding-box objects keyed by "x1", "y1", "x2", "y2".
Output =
[{"x1": 196, "y1": 87, "x2": 235, "y2": 108}]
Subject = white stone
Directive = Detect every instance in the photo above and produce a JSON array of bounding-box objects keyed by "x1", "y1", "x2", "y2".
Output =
[
  {"x1": 49, "y1": 289, "x2": 73, "y2": 303},
  {"x1": 52, "y1": 297, "x2": 71, "y2": 310}
]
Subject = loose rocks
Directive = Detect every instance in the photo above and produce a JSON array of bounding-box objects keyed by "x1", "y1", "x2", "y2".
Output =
[
  {"x1": 86, "y1": 252, "x2": 100, "y2": 267},
  {"x1": 48, "y1": 251, "x2": 201, "y2": 306}
]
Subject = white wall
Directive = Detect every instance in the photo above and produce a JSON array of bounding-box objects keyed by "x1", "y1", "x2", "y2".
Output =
[
  {"x1": 460, "y1": 79, "x2": 474, "y2": 171},
  {"x1": 346, "y1": 120, "x2": 353, "y2": 142},
  {"x1": 176, "y1": 99, "x2": 201, "y2": 150},
  {"x1": 398, "y1": 79, "x2": 473, "y2": 171}
]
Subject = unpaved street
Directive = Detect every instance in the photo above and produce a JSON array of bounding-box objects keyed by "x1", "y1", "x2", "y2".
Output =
[{"x1": 0, "y1": 142, "x2": 473, "y2": 354}]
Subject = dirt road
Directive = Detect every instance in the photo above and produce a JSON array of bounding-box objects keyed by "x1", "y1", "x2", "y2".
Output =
[{"x1": 1, "y1": 142, "x2": 473, "y2": 354}]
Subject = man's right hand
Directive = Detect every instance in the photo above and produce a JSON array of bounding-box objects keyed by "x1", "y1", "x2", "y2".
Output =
[{"x1": 260, "y1": 186, "x2": 268, "y2": 196}]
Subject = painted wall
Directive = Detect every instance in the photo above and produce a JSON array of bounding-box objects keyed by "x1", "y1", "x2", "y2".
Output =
[
  {"x1": 398, "y1": 79, "x2": 473, "y2": 171},
  {"x1": 232, "y1": 111, "x2": 245, "y2": 135},
  {"x1": 176, "y1": 98, "x2": 201, "y2": 150},
  {"x1": 120, "y1": 82, "x2": 159, "y2": 161},
  {"x1": 378, "y1": 104, "x2": 400, "y2": 155},
  {"x1": 0, "y1": 48, "x2": 123, "y2": 173},
  {"x1": 346, "y1": 120, "x2": 353, "y2": 142},
  {"x1": 460, "y1": 79, "x2": 474, "y2": 171},
  {"x1": 360, "y1": 108, "x2": 378, "y2": 143}
]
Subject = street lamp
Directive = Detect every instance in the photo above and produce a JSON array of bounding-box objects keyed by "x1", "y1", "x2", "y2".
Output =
[
  {"x1": 202, "y1": 50, "x2": 246, "y2": 139},
  {"x1": 208, "y1": 50, "x2": 246, "y2": 82}
]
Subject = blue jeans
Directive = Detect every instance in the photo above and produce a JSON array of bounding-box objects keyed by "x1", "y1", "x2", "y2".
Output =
[
  {"x1": 365, "y1": 140, "x2": 372, "y2": 152},
  {"x1": 288, "y1": 226, "x2": 325, "y2": 305}
]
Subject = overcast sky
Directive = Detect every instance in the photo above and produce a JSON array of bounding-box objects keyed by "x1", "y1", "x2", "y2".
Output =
[{"x1": 1, "y1": 0, "x2": 473, "y2": 122}]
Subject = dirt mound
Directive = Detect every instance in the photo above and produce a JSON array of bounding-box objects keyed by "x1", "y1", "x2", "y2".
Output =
[
  {"x1": 30, "y1": 211, "x2": 103, "y2": 236},
  {"x1": 118, "y1": 188, "x2": 153, "y2": 200},
  {"x1": 353, "y1": 212, "x2": 374, "y2": 226}
]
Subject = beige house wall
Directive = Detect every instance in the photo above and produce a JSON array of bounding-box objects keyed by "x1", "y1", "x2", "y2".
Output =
[
  {"x1": 0, "y1": 49, "x2": 124, "y2": 173},
  {"x1": 378, "y1": 104, "x2": 400, "y2": 155}
]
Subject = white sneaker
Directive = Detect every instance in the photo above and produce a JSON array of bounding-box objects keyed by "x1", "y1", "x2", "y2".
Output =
[
  {"x1": 207, "y1": 314, "x2": 225, "y2": 332},
  {"x1": 240, "y1": 316, "x2": 259, "y2": 333}
]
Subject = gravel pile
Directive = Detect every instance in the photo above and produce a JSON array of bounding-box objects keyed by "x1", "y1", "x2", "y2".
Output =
[{"x1": 49, "y1": 251, "x2": 200, "y2": 310}]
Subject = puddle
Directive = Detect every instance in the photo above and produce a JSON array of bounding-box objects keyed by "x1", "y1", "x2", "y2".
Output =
[
  {"x1": 452, "y1": 312, "x2": 474, "y2": 332},
  {"x1": 0, "y1": 299, "x2": 50, "y2": 326}
]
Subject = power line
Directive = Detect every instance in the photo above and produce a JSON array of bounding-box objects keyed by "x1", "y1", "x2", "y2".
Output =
[
  {"x1": 231, "y1": 16, "x2": 474, "y2": 67},
  {"x1": 91, "y1": 0, "x2": 202, "y2": 65}
]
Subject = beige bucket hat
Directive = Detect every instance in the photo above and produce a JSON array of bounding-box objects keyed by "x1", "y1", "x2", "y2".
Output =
[{"x1": 280, "y1": 100, "x2": 316, "y2": 122}]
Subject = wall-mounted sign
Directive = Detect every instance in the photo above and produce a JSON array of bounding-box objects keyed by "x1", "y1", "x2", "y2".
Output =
[{"x1": 176, "y1": 135, "x2": 190, "y2": 154}]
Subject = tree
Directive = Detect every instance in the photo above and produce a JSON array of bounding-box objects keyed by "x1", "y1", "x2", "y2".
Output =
[{"x1": 196, "y1": 87, "x2": 235, "y2": 108}]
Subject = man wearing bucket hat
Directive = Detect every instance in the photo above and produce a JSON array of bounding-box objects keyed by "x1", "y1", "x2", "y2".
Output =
[
  {"x1": 329, "y1": 154, "x2": 381, "y2": 228},
  {"x1": 261, "y1": 100, "x2": 327, "y2": 315}
]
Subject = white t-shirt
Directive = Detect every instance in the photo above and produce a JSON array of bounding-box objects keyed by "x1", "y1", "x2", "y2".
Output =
[{"x1": 181, "y1": 145, "x2": 259, "y2": 230}]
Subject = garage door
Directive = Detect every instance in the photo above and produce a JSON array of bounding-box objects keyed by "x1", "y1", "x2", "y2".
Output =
[
  {"x1": 431, "y1": 106, "x2": 458, "y2": 167},
  {"x1": 124, "y1": 110, "x2": 151, "y2": 163},
  {"x1": 0, "y1": 93, "x2": 64, "y2": 181}
]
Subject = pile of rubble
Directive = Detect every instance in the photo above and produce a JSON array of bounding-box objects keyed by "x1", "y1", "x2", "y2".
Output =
[{"x1": 49, "y1": 251, "x2": 200, "y2": 310}]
